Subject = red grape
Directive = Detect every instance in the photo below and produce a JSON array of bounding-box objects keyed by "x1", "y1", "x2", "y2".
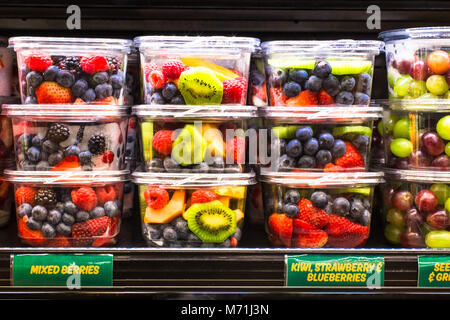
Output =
[
  {"x1": 400, "y1": 229, "x2": 425, "y2": 248},
  {"x1": 392, "y1": 190, "x2": 413, "y2": 211},
  {"x1": 422, "y1": 131, "x2": 445, "y2": 156},
  {"x1": 426, "y1": 209, "x2": 449, "y2": 229},
  {"x1": 395, "y1": 59, "x2": 413, "y2": 75},
  {"x1": 409, "y1": 59, "x2": 429, "y2": 81},
  {"x1": 431, "y1": 155, "x2": 450, "y2": 169},
  {"x1": 408, "y1": 150, "x2": 432, "y2": 168},
  {"x1": 415, "y1": 189, "x2": 438, "y2": 212},
  {"x1": 404, "y1": 207, "x2": 424, "y2": 227}
]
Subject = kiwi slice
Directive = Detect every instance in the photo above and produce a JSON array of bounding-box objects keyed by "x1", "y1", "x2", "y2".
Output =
[
  {"x1": 332, "y1": 187, "x2": 372, "y2": 196},
  {"x1": 178, "y1": 67, "x2": 223, "y2": 105},
  {"x1": 332, "y1": 126, "x2": 372, "y2": 140},
  {"x1": 272, "y1": 125, "x2": 302, "y2": 139},
  {"x1": 328, "y1": 60, "x2": 373, "y2": 75},
  {"x1": 268, "y1": 58, "x2": 316, "y2": 69},
  {"x1": 171, "y1": 124, "x2": 206, "y2": 166},
  {"x1": 186, "y1": 200, "x2": 237, "y2": 243},
  {"x1": 141, "y1": 122, "x2": 154, "y2": 162}
]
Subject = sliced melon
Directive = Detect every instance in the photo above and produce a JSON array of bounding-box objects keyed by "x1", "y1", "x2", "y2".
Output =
[
  {"x1": 214, "y1": 186, "x2": 246, "y2": 199},
  {"x1": 267, "y1": 58, "x2": 316, "y2": 69},
  {"x1": 218, "y1": 196, "x2": 231, "y2": 207},
  {"x1": 181, "y1": 57, "x2": 238, "y2": 81},
  {"x1": 143, "y1": 190, "x2": 186, "y2": 223},
  {"x1": 234, "y1": 209, "x2": 244, "y2": 223},
  {"x1": 202, "y1": 124, "x2": 226, "y2": 158}
]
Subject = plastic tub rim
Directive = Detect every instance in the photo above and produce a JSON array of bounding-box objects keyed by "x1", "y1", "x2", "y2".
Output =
[
  {"x1": 379, "y1": 26, "x2": 450, "y2": 41},
  {"x1": 382, "y1": 168, "x2": 450, "y2": 184}
]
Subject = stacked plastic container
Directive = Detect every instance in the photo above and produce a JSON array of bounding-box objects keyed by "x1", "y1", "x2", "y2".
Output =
[
  {"x1": 258, "y1": 39, "x2": 385, "y2": 248},
  {"x1": 378, "y1": 26, "x2": 450, "y2": 248},
  {"x1": 3, "y1": 36, "x2": 133, "y2": 247},
  {"x1": 132, "y1": 36, "x2": 258, "y2": 247}
]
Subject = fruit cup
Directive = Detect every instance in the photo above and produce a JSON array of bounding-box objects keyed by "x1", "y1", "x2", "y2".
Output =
[
  {"x1": 133, "y1": 104, "x2": 256, "y2": 173},
  {"x1": 0, "y1": 37, "x2": 14, "y2": 97},
  {"x1": 133, "y1": 171, "x2": 256, "y2": 247},
  {"x1": 381, "y1": 168, "x2": 450, "y2": 248},
  {"x1": 381, "y1": 100, "x2": 450, "y2": 170},
  {"x1": 260, "y1": 106, "x2": 382, "y2": 173},
  {"x1": 5, "y1": 170, "x2": 128, "y2": 247},
  {"x1": 248, "y1": 42, "x2": 268, "y2": 107},
  {"x1": 134, "y1": 36, "x2": 259, "y2": 105},
  {"x1": 262, "y1": 40, "x2": 383, "y2": 107},
  {"x1": 379, "y1": 27, "x2": 450, "y2": 100},
  {"x1": 9, "y1": 36, "x2": 132, "y2": 105},
  {"x1": 2, "y1": 104, "x2": 129, "y2": 171},
  {"x1": 260, "y1": 171, "x2": 384, "y2": 248}
]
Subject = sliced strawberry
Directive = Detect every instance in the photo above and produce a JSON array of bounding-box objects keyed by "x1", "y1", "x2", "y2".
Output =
[
  {"x1": 292, "y1": 219, "x2": 328, "y2": 248},
  {"x1": 17, "y1": 218, "x2": 46, "y2": 246},
  {"x1": 268, "y1": 213, "x2": 293, "y2": 247},
  {"x1": 35, "y1": 81, "x2": 73, "y2": 104},
  {"x1": 286, "y1": 90, "x2": 318, "y2": 106},
  {"x1": 324, "y1": 214, "x2": 369, "y2": 248},
  {"x1": 297, "y1": 198, "x2": 329, "y2": 228},
  {"x1": 319, "y1": 89, "x2": 335, "y2": 105},
  {"x1": 50, "y1": 155, "x2": 81, "y2": 171},
  {"x1": 269, "y1": 87, "x2": 287, "y2": 106},
  {"x1": 335, "y1": 141, "x2": 365, "y2": 169}
]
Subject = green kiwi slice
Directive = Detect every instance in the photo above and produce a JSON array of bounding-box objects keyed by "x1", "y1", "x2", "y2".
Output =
[
  {"x1": 178, "y1": 67, "x2": 223, "y2": 105},
  {"x1": 186, "y1": 200, "x2": 237, "y2": 243},
  {"x1": 332, "y1": 126, "x2": 373, "y2": 140},
  {"x1": 328, "y1": 60, "x2": 373, "y2": 75}
]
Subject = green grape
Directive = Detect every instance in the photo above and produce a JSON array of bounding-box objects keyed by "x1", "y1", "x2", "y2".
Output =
[
  {"x1": 394, "y1": 75, "x2": 413, "y2": 97},
  {"x1": 426, "y1": 75, "x2": 449, "y2": 96},
  {"x1": 382, "y1": 114, "x2": 400, "y2": 135},
  {"x1": 408, "y1": 80, "x2": 427, "y2": 98},
  {"x1": 430, "y1": 183, "x2": 450, "y2": 205},
  {"x1": 446, "y1": 197, "x2": 450, "y2": 213},
  {"x1": 437, "y1": 115, "x2": 450, "y2": 140},
  {"x1": 387, "y1": 67, "x2": 402, "y2": 87},
  {"x1": 384, "y1": 224, "x2": 403, "y2": 244},
  {"x1": 419, "y1": 92, "x2": 439, "y2": 99},
  {"x1": 445, "y1": 141, "x2": 450, "y2": 157},
  {"x1": 390, "y1": 138, "x2": 413, "y2": 158},
  {"x1": 393, "y1": 118, "x2": 410, "y2": 139},
  {"x1": 445, "y1": 91, "x2": 450, "y2": 99},
  {"x1": 386, "y1": 208, "x2": 405, "y2": 227},
  {"x1": 425, "y1": 230, "x2": 450, "y2": 248}
]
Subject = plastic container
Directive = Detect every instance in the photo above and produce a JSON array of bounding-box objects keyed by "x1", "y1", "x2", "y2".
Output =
[
  {"x1": 259, "y1": 106, "x2": 382, "y2": 173},
  {"x1": 248, "y1": 42, "x2": 268, "y2": 107},
  {"x1": 124, "y1": 51, "x2": 141, "y2": 106},
  {"x1": 381, "y1": 169, "x2": 450, "y2": 248},
  {"x1": 381, "y1": 100, "x2": 450, "y2": 170},
  {"x1": 262, "y1": 40, "x2": 383, "y2": 107},
  {"x1": 2, "y1": 104, "x2": 129, "y2": 171},
  {"x1": 5, "y1": 170, "x2": 128, "y2": 247},
  {"x1": 0, "y1": 37, "x2": 14, "y2": 96},
  {"x1": 133, "y1": 104, "x2": 256, "y2": 173},
  {"x1": 0, "y1": 161, "x2": 15, "y2": 227},
  {"x1": 134, "y1": 36, "x2": 259, "y2": 106},
  {"x1": 8, "y1": 36, "x2": 133, "y2": 105},
  {"x1": 379, "y1": 27, "x2": 450, "y2": 100},
  {"x1": 133, "y1": 171, "x2": 256, "y2": 247},
  {"x1": 260, "y1": 171, "x2": 384, "y2": 248},
  {"x1": 0, "y1": 97, "x2": 19, "y2": 162}
]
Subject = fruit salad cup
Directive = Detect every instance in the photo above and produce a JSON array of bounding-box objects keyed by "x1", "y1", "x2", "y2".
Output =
[
  {"x1": 381, "y1": 100, "x2": 450, "y2": 170},
  {"x1": 381, "y1": 169, "x2": 450, "y2": 248},
  {"x1": 133, "y1": 171, "x2": 256, "y2": 247},
  {"x1": 9, "y1": 36, "x2": 132, "y2": 105},
  {"x1": 248, "y1": 43, "x2": 268, "y2": 107},
  {"x1": 379, "y1": 27, "x2": 450, "y2": 100},
  {"x1": 5, "y1": 170, "x2": 128, "y2": 247},
  {"x1": 260, "y1": 171, "x2": 384, "y2": 248},
  {"x1": 0, "y1": 37, "x2": 14, "y2": 96},
  {"x1": 260, "y1": 106, "x2": 382, "y2": 173},
  {"x1": 262, "y1": 40, "x2": 383, "y2": 107},
  {"x1": 133, "y1": 104, "x2": 256, "y2": 173},
  {"x1": 3, "y1": 104, "x2": 129, "y2": 171},
  {"x1": 134, "y1": 36, "x2": 259, "y2": 105}
]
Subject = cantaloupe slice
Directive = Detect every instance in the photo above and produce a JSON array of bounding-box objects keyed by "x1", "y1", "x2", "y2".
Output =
[
  {"x1": 234, "y1": 209, "x2": 244, "y2": 223},
  {"x1": 218, "y1": 196, "x2": 230, "y2": 207},
  {"x1": 202, "y1": 124, "x2": 226, "y2": 158},
  {"x1": 214, "y1": 186, "x2": 246, "y2": 199},
  {"x1": 144, "y1": 190, "x2": 186, "y2": 223},
  {"x1": 181, "y1": 57, "x2": 238, "y2": 81}
]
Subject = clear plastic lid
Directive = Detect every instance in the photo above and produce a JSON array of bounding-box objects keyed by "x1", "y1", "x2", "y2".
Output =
[
  {"x1": 9, "y1": 36, "x2": 133, "y2": 53},
  {"x1": 134, "y1": 36, "x2": 260, "y2": 52},
  {"x1": 4, "y1": 170, "x2": 130, "y2": 185},
  {"x1": 133, "y1": 105, "x2": 256, "y2": 120},
  {"x1": 259, "y1": 171, "x2": 384, "y2": 188},
  {"x1": 379, "y1": 99, "x2": 450, "y2": 112},
  {"x1": 2, "y1": 104, "x2": 129, "y2": 121},
  {"x1": 379, "y1": 27, "x2": 450, "y2": 41},
  {"x1": 132, "y1": 171, "x2": 256, "y2": 188},
  {"x1": 382, "y1": 168, "x2": 450, "y2": 184}
]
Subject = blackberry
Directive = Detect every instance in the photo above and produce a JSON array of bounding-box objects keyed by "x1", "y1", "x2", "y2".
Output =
[
  {"x1": 59, "y1": 56, "x2": 82, "y2": 77},
  {"x1": 88, "y1": 135, "x2": 106, "y2": 155},
  {"x1": 76, "y1": 125, "x2": 85, "y2": 144},
  {"x1": 34, "y1": 188, "x2": 58, "y2": 209},
  {"x1": 47, "y1": 123, "x2": 70, "y2": 143},
  {"x1": 107, "y1": 57, "x2": 121, "y2": 74}
]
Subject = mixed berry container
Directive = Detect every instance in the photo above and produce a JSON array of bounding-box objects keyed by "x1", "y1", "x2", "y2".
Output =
[
  {"x1": 8, "y1": 36, "x2": 133, "y2": 105},
  {"x1": 379, "y1": 27, "x2": 450, "y2": 100},
  {"x1": 261, "y1": 40, "x2": 383, "y2": 107},
  {"x1": 0, "y1": 37, "x2": 15, "y2": 97},
  {"x1": 5, "y1": 170, "x2": 129, "y2": 247},
  {"x1": 381, "y1": 100, "x2": 450, "y2": 170},
  {"x1": 259, "y1": 106, "x2": 382, "y2": 173},
  {"x1": 2, "y1": 104, "x2": 129, "y2": 172},
  {"x1": 133, "y1": 171, "x2": 256, "y2": 247},
  {"x1": 134, "y1": 36, "x2": 259, "y2": 106},
  {"x1": 133, "y1": 104, "x2": 256, "y2": 174},
  {"x1": 381, "y1": 169, "x2": 450, "y2": 248},
  {"x1": 260, "y1": 171, "x2": 384, "y2": 248}
]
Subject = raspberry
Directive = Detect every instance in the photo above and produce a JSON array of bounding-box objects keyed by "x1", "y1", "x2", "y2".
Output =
[
  {"x1": 102, "y1": 151, "x2": 114, "y2": 164},
  {"x1": 226, "y1": 136, "x2": 245, "y2": 164},
  {"x1": 71, "y1": 187, "x2": 98, "y2": 211},
  {"x1": 144, "y1": 186, "x2": 169, "y2": 209},
  {"x1": 335, "y1": 141, "x2": 364, "y2": 168},
  {"x1": 152, "y1": 130, "x2": 173, "y2": 155},
  {"x1": 143, "y1": 62, "x2": 160, "y2": 82},
  {"x1": 149, "y1": 69, "x2": 166, "y2": 89},
  {"x1": 161, "y1": 60, "x2": 186, "y2": 80},
  {"x1": 15, "y1": 186, "x2": 36, "y2": 206},
  {"x1": 222, "y1": 77, "x2": 247, "y2": 104},
  {"x1": 80, "y1": 55, "x2": 109, "y2": 74},
  {"x1": 190, "y1": 189, "x2": 219, "y2": 205},
  {"x1": 318, "y1": 89, "x2": 335, "y2": 105},
  {"x1": 96, "y1": 186, "x2": 116, "y2": 206},
  {"x1": 24, "y1": 54, "x2": 52, "y2": 73}
]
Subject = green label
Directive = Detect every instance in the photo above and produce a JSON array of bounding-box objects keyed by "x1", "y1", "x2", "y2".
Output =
[
  {"x1": 286, "y1": 254, "x2": 384, "y2": 288},
  {"x1": 418, "y1": 256, "x2": 450, "y2": 287},
  {"x1": 11, "y1": 254, "x2": 113, "y2": 287}
]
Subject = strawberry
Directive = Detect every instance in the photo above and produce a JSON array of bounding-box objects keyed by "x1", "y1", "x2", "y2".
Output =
[
  {"x1": 161, "y1": 60, "x2": 186, "y2": 80},
  {"x1": 323, "y1": 163, "x2": 344, "y2": 172},
  {"x1": 71, "y1": 221, "x2": 93, "y2": 247},
  {"x1": 80, "y1": 55, "x2": 109, "y2": 74},
  {"x1": 318, "y1": 89, "x2": 335, "y2": 105},
  {"x1": 14, "y1": 121, "x2": 33, "y2": 137},
  {"x1": 149, "y1": 69, "x2": 166, "y2": 89},
  {"x1": 269, "y1": 87, "x2": 287, "y2": 106},
  {"x1": 50, "y1": 155, "x2": 80, "y2": 171},
  {"x1": 268, "y1": 213, "x2": 293, "y2": 247},
  {"x1": 15, "y1": 186, "x2": 36, "y2": 206},
  {"x1": 35, "y1": 81, "x2": 73, "y2": 104},
  {"x1": 190, "y1": 189, "x2": 219, "y2": 205},
  {"x1": 152, "y1": 130, "x2": 173, "y2": 155},
  {"x1": 297, "y1": 198, "x2": 329, "y2": 228},
  {"x1": 18, "y1": 218, "x2": 46, "y2": 246},
  {"x1": 251, "y1": 84, "x2": 268, "y2": 106},
  {"x1": 47, "y1": 233, "x2": 71, "y2": 247},
  {"x1": 24, "y1": 54, "x2": 52, "y2": 73},
  {"x1": 102, "y1": 150, "x2": 114, "y2": 164},
  {"x1": 334, "y1": 141, "x2": 364, "y2": 169},
  {"x1": 222, "y1": 77, "x2": 247, "y2": 104},
  {"x1": 71, "y1": 187, "x2": 98, "y2": 211},
  {"x1": 324, "y1": 214, "x2": 369, "y2": 248},
  {"x1": 143, "y1": 62, "x2": 160, "y2": 82},
  {"x1": 86, "y1": 216, "x2": 111, "y2": 236},
  {"x1": 226, "y1": 136, "x2": 245, "y2": 164},
  {"x1": 94, "y1": 96, "x2": 118, "y2": 105},
  {"x1": 74, "y1": 97, "x2": 87, "y2": 105},
  {"x1": 286, "y1": 90, "x2": 318, "y2": 106},
  {"x1": 292, "y1": 219, "x2": 328, "y2": 248},
  {"x1": 96, "y1": 186, "x2": 116, "y2": 206},
  {"x1": 144, "y1": 186, "x2": 169, "y2": 209}
]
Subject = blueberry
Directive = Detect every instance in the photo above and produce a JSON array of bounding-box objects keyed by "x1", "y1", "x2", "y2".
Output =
[
  {"x1": 64, "y1": 201, "x2": 78, "y2": 215},
  {"x1": 42, "y1": 140, "x2": 59, "y2": 154},
  {"x1": 340, "y1": 76, "x2": 356, "y2": 91},
  {"x1": 47, "y1": 209, "x2": 62, "y2": 225},
  {"x1": 297, "y1": 155, "x2": 316, "y2": 168},
  {"x1": 333, "y1": 197, "x2": 350, "y2": 216},
  {"x1": 283, "y1": 189, "x2": 301, "y2": 204},
  {"x1": 56, "y1": 223, "x2": 72, "y2": 236},
  {"x1": 191, "y1": 162, "x2": 210, "y2": 173},
  {"x1": 303, "y1": 138, "x2": 319, "y2": 155},
  {"x1": 65, "y1": 145, "x2": 80, "y2": 158},
  {"x1": 250, "y1": 70, "x2": 265, "y2": 86},
  {"x1": 310, "y1": 191, "x2": 328, "y2": 209},
  {"x1": 318, "y1": 132, "x2": 335, "y2": 150},
  {"x1": 209, "y1": 156, "x2": 225, "y2": 173},
  {"x1": 104, "y1": 201, "x2": 119, "y2": 217},
  {"x1": 31, "y1": 135, "x2": 42, "y2": 148},
  {"x1": 313, "y1": 61, "x2": 331, "y2": 78},
  {"x1": 296, "y1": 126, "x2": 313, "y2": 142},
  {"x1": 331, "y1": 139, "x2": 347, "y2": 158},
  {"x1": 146, "y1": 223, "x2": 162, "y2": 240},
  {"x1": 284, "y1": 203, "x2": 300, "y2": 217},
  {"x1": 286, "y1": 139, "x2": 302, "y2": 158},
  {"x1": 82, "y1": 88, "x2": 96, "y2": 102},
  {"x1": 350, "y1": 198, "x2": 365, "y2": 219},
  {"x1": 322, "y1": 75, "x2": 340, "y2": 96},
  {"x1": 355, "y1": 73, "x2": 372, "y2": 95},
  {"x1": 47, "y1": 152, "x2": 63, "y2": 166},
  {"x1": 76, "y1": 211, "x2": 90, "y2": 222},
  {"x1": 162, "y1": 226, "x2": 178, "y2": 241},
  {"x1": 324, "y1": 202, "x2": 333, "y2": 214},
  {"x1": 363, "y1": 198, "x2": 371, "y2": 209},
  {"x1": 336, "y1": 91, "x2": 354, "y2": 105},
  {"x1": 78, "y1": 151, "x2": 92, "y2": 165},
  {"x1": 18, "y1": 203, "x2": 33, "y2": 218},
  {"x1": 161, "y1": 82, "x2": 178, "y2": 100},
  {"x1": 36, "y1": 161, "x2": 51, "y2": 171},
  {"x1": 282, "y1": 81, "x2": 301, "y2": 97},
  {"x1": 315, "y1": 149, "x2": 332, "y2": 165},
  {"x1": 186, "y1": 233, "x2": 202, "y2": 247},
  {"x1": 352, "y1": 134, "x2": 370, "y2": 152},
  {"x1": 71, "y1": 79, "x2": 89, "y2": 98},
  {"x1": 271, "y1": 68, "x2": 288, "y2": 88},
  {"x1": 21, "y1": 160, "x2": 36, "y2": 171},
  {"x1": 26, "y1": 146, "x2": 41, "y2": 163},
  {"x1": 43, "y1": 66, "x2": 60, "y2": 81},
  {"x1": 26, "y1": 71, "x2": 43, "y2": 88},
  {"x1": 232, "y1": 227, "x2": 242, "y2": 241},
  {"x1": 90, "y1": 206, "x2": 106, "y2": 218},
  {"x1": 360, "y1": 210, "x2": 371, "y2": 226},
  {"x1": 170, "y1": 94, "x2": 185, "y2": 105},
  {"x1": 91, "y1": 72, "x2": 109, "y2": 85},
  {"x1": 26, "y1": 217, "x2": 42, "y2": 230},
  {"x1": 41, "y1": 222, "x2": 56, "y2": 238},
  {"x1": 305, "y1": 75, "x2": 322, "y2": 92},
  {"x1": 95, "y1": 83, "x2": 113, "y2": 100},
  {"x1": 56, "y1": 70, "x2": 75, "y2": 88},
  {"x1": 289, "y1": 69, "x2": 309, "y2": 85},
  {"x1": 18, "y1": 134, "x2": 32, "y2": 150},
  {"x1": 150, "y1": 92, "x2": 166, "y2": 104},
  {"x1": 31, "y1": 205, "x2": 48, "y2": 221},
  {"x1": 353, "y1": 92, "x2": 370, "y2": 105},
  {"x1": 172, "y1": 217, "x2": 189, "y2": 240},
  {"x1": 111, "y1": 74, "x2": 123, "y2": 89},
  {"x1": 278, "y1": 154, "x2": 296, "y2": 170},
  {"x1": 62, "y1": 213, "x2": 75, "y2": 225},
  {"x1": 27, "y1": 86, "x2": 36, "y2": 97}
]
